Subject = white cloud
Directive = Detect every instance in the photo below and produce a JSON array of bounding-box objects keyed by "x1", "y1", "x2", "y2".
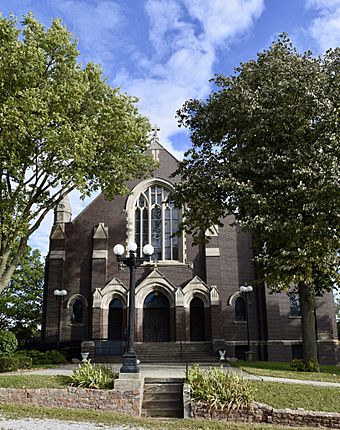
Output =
[
  {"x1": 53, "y1": 1, "x2": 125, "y2": 70},
  {"x1": 183, "y1": 0, "x2": 264, "y2": 44},
  {"x1": 116, "y1": 0, "x2": 264, "y2": 157},
  {"x1": 29, "y1": 0, "x2": 265, "y2": 252},
  {"x1": 305, "y1": 0, "x2": 340, "y2": 51}
]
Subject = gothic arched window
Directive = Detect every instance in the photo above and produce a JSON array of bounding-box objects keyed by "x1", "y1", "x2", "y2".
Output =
[
  {"x1": 71, "y1": 299, "x2": 83, "y2": 323},
  {"x1": 235, "y1": 296, "x2": 246, "y2": 321},
  {"x1": 134, "y1": 185, "x2": 179, "y2": 261},
  {"x1": 288, "y1": 291, "x2": 301, "y2": 317}
]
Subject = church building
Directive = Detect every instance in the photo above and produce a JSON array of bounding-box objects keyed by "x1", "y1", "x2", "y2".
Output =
[{"x1": 42, "y1": 129, "x2": 339, "y2": 364}]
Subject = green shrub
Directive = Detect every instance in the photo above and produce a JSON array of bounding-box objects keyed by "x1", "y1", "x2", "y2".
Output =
[
  {"x1": 0, "y1": 356, "x2": 19, "y2": 372},
  {"x1": 188, "y1": 364, "x2": 254, "y2": 414},
  {"x1": 290, "y1": 358, "x2": 320, "y2": 372},
  {"x1": 46, "y1": 350, "x2": 67, "y2": 364},
  {"x1": 17, "y1": 356, "x2": 33, "y2": 369},
  {"x1": 71, "y1": 360, "x2": 118, "y2": 389},
  {"x1": 290, "y1": 358, "x2": 305, "y2": 371},
  {"x1": 26, "y1": 349, "x2": 48, "y2": 365},
  {"x1": 27, "y1": 349, "x2": 67, "y2": 365},
  {"x1": 0, "y1": 331, "x2": 18, "y2": 357}
]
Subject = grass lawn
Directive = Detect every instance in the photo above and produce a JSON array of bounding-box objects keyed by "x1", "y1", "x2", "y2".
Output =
[
  {"x1": 0, "y1": 374, "x2": 71, "y2": 389},
  {"x1": 0, "y1": 403, "x2": 327, "y2": 430},
  {"x1": 233, "y1": 361, "x2": 340, "y2": 383},
  {"x1": 251, "y1": 381, "x2": 340, "y2": 413}
]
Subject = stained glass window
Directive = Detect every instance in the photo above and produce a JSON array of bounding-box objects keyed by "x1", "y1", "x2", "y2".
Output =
[
  {"x1": 288, "y1": 292, "x2": 301, "y2": 317},
  {"x1": 134, "y1": 185, "x2": 180, "y2": 260}
]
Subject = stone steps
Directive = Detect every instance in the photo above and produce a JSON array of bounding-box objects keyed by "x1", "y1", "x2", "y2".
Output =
[
  {"x1": 142, "y1": 378, "x2": 183, "y2": 418},
  {"x1": 135, "y1": 342, "x2": 217, "y2": 363}
]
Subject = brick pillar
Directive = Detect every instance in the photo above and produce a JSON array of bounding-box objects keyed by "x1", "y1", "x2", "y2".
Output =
[
  {"x1": 184, "y1": 308, "x2": 190, "y2": 341},
  {"x1": 211, "y1": 304, "x2": 222, "y2": 339},
  {"x1": 175, "y1": 288, "x2": 185, "y2": 341},
  {"x1": 44, "y1": 250, "x2": 66, "y2": 341},
  {"x1": 175, "y1": 306, "x2": 185, "y2": 341},
  {"x1": 91, "y1": 307, "x2": 102, "y2": 339},
  {"x1": 135, "y1": 307, "x2": 143, "y2": 342},
  {"x1": 91, "y1": 223, "x2": 109, "y2": 339},
  {"x1": 210, "y1": 286, "x2": 222, "y2": 339}
]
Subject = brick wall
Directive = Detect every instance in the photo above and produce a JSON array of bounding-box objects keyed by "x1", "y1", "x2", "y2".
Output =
[
  {"x1": 0, "y1": 387, "x2": 141, "y2": 416},
  {"x1": 191, "y1": 401, "x2": 340, "y2": 428}
]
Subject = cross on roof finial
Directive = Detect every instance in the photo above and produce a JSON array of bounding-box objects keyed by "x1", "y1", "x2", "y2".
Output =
[{"x1": 152, "y1": 124, "x2": 160, "y2": 137}]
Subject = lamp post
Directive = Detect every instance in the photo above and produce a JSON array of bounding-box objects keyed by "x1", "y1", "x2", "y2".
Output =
[
  {"x1": 113, "y1": 241, "x2": 154, "y2": 373},
  {"x1": 239, "y1": 285, "x2": 253, "y2": 360},
  {"x1": 53, "y1": 289, "x2": 67, "y2": 350}
]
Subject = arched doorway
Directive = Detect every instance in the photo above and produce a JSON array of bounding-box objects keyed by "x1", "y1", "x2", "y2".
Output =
[
  {"x1": 190, "y1": 297, "x2": 205, "y2": 341},
  {"x1": 108, "y1": 298, "x2": 123, "y2": 340},
  {"x1": 143, "y1": 291, "x2": 170, "y2": 342}
]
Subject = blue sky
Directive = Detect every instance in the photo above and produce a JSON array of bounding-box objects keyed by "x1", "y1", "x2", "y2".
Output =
[{"x1": 1, "y1": 0, "x2": 339, "y2": 255}]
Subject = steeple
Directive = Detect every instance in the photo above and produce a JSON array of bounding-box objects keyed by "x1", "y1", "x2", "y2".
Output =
[{"x1": 54, "y1": 193, "x2": 72, "y2": 224}]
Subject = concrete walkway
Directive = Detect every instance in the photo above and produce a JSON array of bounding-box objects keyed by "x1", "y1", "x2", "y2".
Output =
[{"x1": 15, "y1": 362, "x2": 340, "y2": 388}]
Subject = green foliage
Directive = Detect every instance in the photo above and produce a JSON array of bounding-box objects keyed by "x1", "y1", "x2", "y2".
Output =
[
  {"x1": 0, "y1": 246, "x2": 44, "y2": 343},
  {"x1": 0, "y1": 356, "x2": 19, "y2": 372},
  {"x1": 174, "y1": 34, "x2": 339, "y2": 291},
  {"x1": 173, "y1": 34, "x2": 340, "y2": 364},
  {"x1": 16, "y1": 355, "x2": 33, "y2": 370},
  {"x1": 290, "y1": 358, "x2": 320, "y2": 373},
  {"x1": 26, "y1": 349, "x2": 67, "y2": 365},
  {"x1": 71, "y1": 360, "x2": 117, "y2": 389},
  {"x1": 0, "y1": 330, "x2": 18, "y2": 357},
  {"x1": 0, "y1": 13, "x2": 156, "y2": 293},
  {"x1": 188, "y1": 364, "x2": 254, "y2": 414}
]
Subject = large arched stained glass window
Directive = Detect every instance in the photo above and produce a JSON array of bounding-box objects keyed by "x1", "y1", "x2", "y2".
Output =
[{"x1": 134, "y1": 185, "x2": 179, "y2": 261}]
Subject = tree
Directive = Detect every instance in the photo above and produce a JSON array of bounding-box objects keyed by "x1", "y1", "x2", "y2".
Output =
[
  {"x1": 335, "y1": 295, "x2": 340, "y2": 340},
  {"x1": 0, "y1": 246, "x2": 44, "y2": 344},
  {"x1": 173, "y1": 35, "x2": 340, "y2": 365},
  {"x1": 0, "y1": 14, "x2": 155, "y2": 293}
]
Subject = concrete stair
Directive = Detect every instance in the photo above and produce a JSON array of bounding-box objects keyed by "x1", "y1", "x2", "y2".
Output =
[
  {"x1": 142, "y1": 378, "x2": 183, "y2": 418},
  {"x1": 135, "y1": 341, "x2": 217, "y2": 363}
]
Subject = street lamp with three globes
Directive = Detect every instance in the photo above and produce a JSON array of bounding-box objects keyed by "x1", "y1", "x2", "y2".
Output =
[{"x1": 113, "y1": 242, "x2": 154, "y2": 373}]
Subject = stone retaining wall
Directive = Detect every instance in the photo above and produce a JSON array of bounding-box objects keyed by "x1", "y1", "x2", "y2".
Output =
[
  {"x1": 191, "y1": 401, "x2": 340, "y2": 428},
  {"x1": 0, "y1": 387, "x2": 141, "y2": 416}
]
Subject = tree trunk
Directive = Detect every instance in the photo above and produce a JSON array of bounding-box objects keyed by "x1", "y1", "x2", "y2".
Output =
[
  {"x1": 298, "y1": 281, "x2": 318, "y2": 365},
  {"x1": 0, "y1": 239, "x2": 28, "y2": 294}
]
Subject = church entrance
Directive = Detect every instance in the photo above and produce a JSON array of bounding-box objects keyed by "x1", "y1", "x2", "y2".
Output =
[
  {"x1": 190, "y1": 297, "x2": 205, "y2": 341},
  {"x1": 143, "y1": 291, "x2": 170, "y2": 342},
  {"x1": 108, "y1": 298, "x2": 123, "y2": 340}
]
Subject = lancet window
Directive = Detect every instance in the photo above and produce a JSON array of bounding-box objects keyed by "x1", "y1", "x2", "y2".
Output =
[{"x1": 134, "y1": 185, "x2": 179, "y2": 261}]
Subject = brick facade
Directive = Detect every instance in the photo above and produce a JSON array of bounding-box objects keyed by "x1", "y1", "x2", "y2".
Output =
[{"x1": 42, "y1": 138, "x2": 339, "y2": 364}]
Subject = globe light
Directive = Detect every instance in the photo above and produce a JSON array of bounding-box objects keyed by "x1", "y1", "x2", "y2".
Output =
[
  {"x1": 113, "y1": 244, "x2": 125, "y2": 256},
  {"x1": 54, "y1": 289, "x2": 67, "y2": 296},
  {"x1": 246, "y1": 286, "x2": 253, "y2": 293},
  {"x1": 143, "y1": 244, "x2": 154, "y2": 256},
  {"x1": 127, "y1": 242, "x2": 138, "y2": 252},
  {"x1": 239, "y1": 286, "x2": 247, "y2": 293}
]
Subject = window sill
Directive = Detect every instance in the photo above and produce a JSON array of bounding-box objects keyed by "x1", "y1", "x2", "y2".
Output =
[
  {"x1": 288, "y1": 315, "x2": 302, "y2": 319},
  {"x1": 233, "y1": 321, "x2": 247, "y2": 324},
  {"x1": 142, "y1": 260, "x2": 188, "y2": 267}
]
